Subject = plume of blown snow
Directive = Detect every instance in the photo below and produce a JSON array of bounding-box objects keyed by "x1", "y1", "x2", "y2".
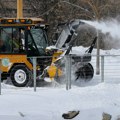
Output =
[
  {"x1": 82, "y1": 19, "x2": 120, "y2": 39},
  {"x1": 81, "y1": 19, "x2": 120, "y2": 49}
]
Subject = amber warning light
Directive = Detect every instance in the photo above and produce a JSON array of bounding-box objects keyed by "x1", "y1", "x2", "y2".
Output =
[{"x1": 0, "y1": 19, "x2": 32, "y2": 24}]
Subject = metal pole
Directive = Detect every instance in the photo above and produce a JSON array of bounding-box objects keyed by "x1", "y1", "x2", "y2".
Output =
[
  {"x1": 96, "y1": 29, "x2": 100, "y2": 75},
  {"x1": 101, "y1": 56, "x2": 104, "y2": 82},
  {"x1": 68, "y1": 55, "x2": 71, "y2": 89},
  {"x1": 65, "y1": 55, "x2": 71, "y2": 90},
  {"x1": 0, "y1": 59, "x2": 2, "y2": 95},
  {"x1": 33, "y1": 57, "x2": 37, "y2": 92},
  {"x1": 65, "y1": 56, "x2": 69, "y2": 90},
  {"x1": 17, "y1": 0, "x2": 23, "y2": 18},
  {"x1": 0, "y1": 70, "x2": 1, "y2": 95}
]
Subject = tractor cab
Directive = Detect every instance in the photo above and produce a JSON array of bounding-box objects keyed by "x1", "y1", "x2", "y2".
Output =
[
  {"x1": 0, "y1": 18, "x2": 48, "y2": 57},
  {"x1": 0, "y1": 18, "x2": 51, "y2": 87}
]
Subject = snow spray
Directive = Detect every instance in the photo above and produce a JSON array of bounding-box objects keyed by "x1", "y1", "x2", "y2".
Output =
[
  {"x1": 81, "y1": 19, "x2": 120, "y2": 39},
  {"x1": 81, "y1": 19, "x2": 120, "y2": 49}
]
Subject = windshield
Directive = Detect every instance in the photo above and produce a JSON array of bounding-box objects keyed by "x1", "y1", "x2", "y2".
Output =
[
  {"x1": 30, "y1": 28, "x2": 47, "y2": 48},
  {"x1": 29, "y1": 28, "x2": 48, "y2": 55}
]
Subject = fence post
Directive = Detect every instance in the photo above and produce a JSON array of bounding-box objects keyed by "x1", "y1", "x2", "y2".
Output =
[
  {"x1": 68, "y1": 55, "x2": 71, "y2": 89},
  {"x1": 33, "y1": 57, "x2": 37, "y2": 92},
  {"x1": 65, "y1": 55, "x2": 68, "y2": 90},
  {"x1": 0, "y1": 59, "x2": 2, "y2": 95},
  {"x1": 101, "y1": 55, "x2": 104, "y2": 82},
  {"x1": 65, "y1": 55, "x2": 71, "y2": 90}
]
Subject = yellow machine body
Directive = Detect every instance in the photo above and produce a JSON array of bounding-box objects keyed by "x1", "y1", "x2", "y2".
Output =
[
  {"x1": 47, "y1": 64, "x2": 63, "y2": 78},
  {"x1": 47, "y1": 50, "x2": 64, "y2": 79},
  {"x1": 0, "y1": 54, "x2": 32, "y2": 72}
]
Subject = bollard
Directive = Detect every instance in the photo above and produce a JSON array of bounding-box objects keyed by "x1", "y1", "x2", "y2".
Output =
[
  {"x1": 101, "y1": 56, "x2": 104, "y2": 82},
  {"x1": 65, "y1": 55, "x2": 71, "y2": 90},
  {"x1": 33, "y1": 57, "x2": 37, "y2": 92}
]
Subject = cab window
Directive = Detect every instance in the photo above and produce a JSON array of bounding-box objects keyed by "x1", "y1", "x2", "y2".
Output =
[
  {"x1": 0, "y1": 27, "x2": 25, "y2": 53},
  {"x1": 28, "y1": 28, "x2": 48, "y2": 55}
]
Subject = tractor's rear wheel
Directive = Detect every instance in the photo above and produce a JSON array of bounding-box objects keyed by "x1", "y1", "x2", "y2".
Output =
[
  {"x1": 10, "y1": 65, "x2": 31, "y2": 87},
  {"x1": 75, "y1": 63, "x2": 94, "y2": 81}
]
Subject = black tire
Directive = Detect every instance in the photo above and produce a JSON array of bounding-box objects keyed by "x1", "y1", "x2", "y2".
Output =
[
  {"x1": 10, "y1": 65, "x2": 31, "y2": 87},
  {"x1": 75, "y1": 63, "x2": 94, "y2": 81}
]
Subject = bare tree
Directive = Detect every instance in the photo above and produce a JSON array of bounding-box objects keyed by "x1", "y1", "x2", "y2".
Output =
[{"x1": 0, "y1": 0, "x2": 120, "y2": 45}]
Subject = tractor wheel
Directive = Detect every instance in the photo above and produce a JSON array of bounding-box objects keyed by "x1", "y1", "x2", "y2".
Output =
[
  {"x1": 75, "y1": 63, "x2": 94, "y2": 81},
  {"x1": 10, "y1": 65, "x2": 31, "y2": 87}
]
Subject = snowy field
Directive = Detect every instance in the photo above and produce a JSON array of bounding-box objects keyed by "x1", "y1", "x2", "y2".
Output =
[{"x1": 1, "y1": 47, "x2": 120, "y2": 120}]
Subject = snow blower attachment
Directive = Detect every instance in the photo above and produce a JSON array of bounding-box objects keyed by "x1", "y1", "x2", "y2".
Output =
[
  {"x1": 41, "y1": 20, "x2": 97, "y2": 83},
  {"x1": 74, "y1": 37, "x2": 97, "y2": 81}
]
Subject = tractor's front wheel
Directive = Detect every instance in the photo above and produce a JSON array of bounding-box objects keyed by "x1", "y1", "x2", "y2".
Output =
[{"x1": 10, "y1": 65, "x2": 31, "y2": 87}]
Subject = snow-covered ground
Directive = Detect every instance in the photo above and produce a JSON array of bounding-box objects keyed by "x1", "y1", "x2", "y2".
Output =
[{"x1": 1, "y1": 47, "x2": 120, "y2": 120}]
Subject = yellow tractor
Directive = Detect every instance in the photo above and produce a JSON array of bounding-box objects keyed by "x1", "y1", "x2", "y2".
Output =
[
  {"x1": 0, "y1": 0, "x2": 60, "y2": 87},
  {"x1": 0, "y1": 0, "x2": 95, "y2": 87},
  {"x1": 0, "y1": 16, "x2": 66, "y2": 86}
]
